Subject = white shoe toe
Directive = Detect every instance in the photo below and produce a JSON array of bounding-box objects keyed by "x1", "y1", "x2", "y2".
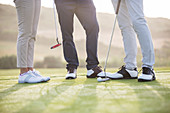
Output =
[{"x1": 107, "y1": 73, "x2": 123, "y2": 79}]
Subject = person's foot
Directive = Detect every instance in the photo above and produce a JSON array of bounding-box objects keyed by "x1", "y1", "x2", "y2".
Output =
[
  {"x1": 18, "y1": 71, "x2": 43, "y2": 83},
  {"x1": 107, "y1": 65, "x2": 138, "y2": 79},
  {"x1": 65, "y1": 68, "x2": 77, "y2": 79},
  {"x1": 87, "y1": 66, "x2": 110, "y2": 78},
  {"x1": 32, "y1": 69, "x2": 50, "y2": 82},
  {"x1": 138, "y1": 67, "x2": 156, "y2": 82}
]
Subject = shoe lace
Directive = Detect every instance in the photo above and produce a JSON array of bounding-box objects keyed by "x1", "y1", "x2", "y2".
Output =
[
  {"x1": 97, "y1": 66, "x2": 102, "y2": 71},
  {"x1": 32, "y1": 69, "x2": 42, "y2": 77},
  {"x1": 138, "y1": 67, "x2": 155, "y2": 75},
  {"x1": 68, "y1": 68, "x2": 75, "y2": 73},
  {"x1": 27, "y1": 70, "x2": 37, "y2": 77},
  {"x1": 34, "y1": 70, "x2": 40, "y2": 74},
  {"x1": 117, "y1": 65, "x2": 125, "y2": 73},
  {"x1": 142, "y1": 67, "x2": 154, "y2": 74},
  {"x1": 119, "y1": 65, "x2": 125, "y2": 70}
]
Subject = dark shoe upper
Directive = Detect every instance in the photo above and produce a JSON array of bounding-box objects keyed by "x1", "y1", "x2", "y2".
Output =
[
  {"x1": 117, "y1": 65, "x2": 138, "y2": 79},
  {"x1": 138, "y1": 67, "x2": 156, "y2": 82},
  {"x1": 142, "y1": 67, "x2": 155, "y2": 75},
  {"x1": 87, "y1": 66, "x2": 102, "y2": 78},
  {"x1": 67, "y1": 67, "x2": 75, "y2": 74}
]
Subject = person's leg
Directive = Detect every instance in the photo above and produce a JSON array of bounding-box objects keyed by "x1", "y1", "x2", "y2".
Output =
[
  {"x1": 27, "y1": 0, "x2": 41, "y2": 70},
  {"x1": 125, "y1": 0, "x2": 155, "y2": 69},
  {"x1": 75, "y1": 0, "x2": 99, "y2": 70},
  {"x1": 107, "y1": 0, "x2": 138, "y2": 79},
  {"x1": 15, "y1": 0, "x2": 34, "y2": 74},
  {"x1": 55, "y1": 0, "x2": 79, "y2": 70},
  {"x1": 26, "y1": 0, "x2": 50, "y2": 82},
  {"x1": 112, "y1": 0, "x2": 137, "y2": 70},
  {"x1": 20, "y1": 68, "x2": 28, "y2": 74},
  {"x1": 15, "y1": 0, "x2": 43, "y2": 83}
]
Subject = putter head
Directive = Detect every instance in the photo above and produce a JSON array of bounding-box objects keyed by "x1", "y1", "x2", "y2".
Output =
[
  {"x1": 97, "y1": 77, "x2": 110, "y2": 82},
  {"x1": 50, "y1": 43, "x2": 61, "y2": 49}
]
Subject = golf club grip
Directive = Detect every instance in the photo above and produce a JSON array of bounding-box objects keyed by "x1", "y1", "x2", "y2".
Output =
[
  {"x1": 51, "y1": 43, "x2": 61, "y2": 49},
  {"x1": 116, "y1": 0, "x2": 121, "y2": 14}
]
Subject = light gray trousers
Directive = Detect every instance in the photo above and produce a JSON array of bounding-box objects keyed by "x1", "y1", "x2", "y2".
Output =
[
  {"x1": 14, "y1": 0, "x2": 41, "y2": 68},
  {"x1": 112, "y1": 0, "x2": 155, "y2": 69}
]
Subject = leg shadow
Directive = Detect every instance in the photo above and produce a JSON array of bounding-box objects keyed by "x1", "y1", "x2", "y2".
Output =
[
  {"x1": 0, "y1": 83, "x2": 30, "y2": 100},
  {"x1": 107, "y1": 76, "x2": 170, "y2": 113},
  {"x1": 16, "y1": 80, "x2": 75, "y2": 113},
  {"x1": 58, "y1": 78, "x2": 98, "y2": 113}
]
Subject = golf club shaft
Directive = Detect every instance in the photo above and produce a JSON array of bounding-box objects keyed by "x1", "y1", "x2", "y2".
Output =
[
  {"x1": 104, "y1": 0, "x2": 121, "y2": 74},
  {"x1": 53, "y1": 0, "x2": 59, "y2": 42},
  {"x1": 103, "y1": 15, "x2": 117, "y2": 73}
]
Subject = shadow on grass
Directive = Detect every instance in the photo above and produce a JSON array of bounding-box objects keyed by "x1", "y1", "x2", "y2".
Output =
[
  {"x1": 58, "y1": 78, "x2": 98, "y2": 113},
  {"x1": 0, "y1": 78, "x2": 18, "y2": 81},
  {"x1": 139, "y1": 80, "x2": 170, "y2": 113},
  {"x1": 16, "y1": 80, "x2": 75, "y2": 113},
  {"x1": 0, "y1": 83, "x2": 30, "y2": 100},
  {"x1": 108, "y1": 78, "x2": 170, "y2": 113},
  {"x1": 0, "y1": 74, "x2": 54, "y2": 96}
]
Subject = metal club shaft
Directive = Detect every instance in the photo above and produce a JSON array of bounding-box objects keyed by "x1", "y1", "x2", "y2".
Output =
[{"x1": 104, "y1": 0, "x2": 121, "y2": 76}]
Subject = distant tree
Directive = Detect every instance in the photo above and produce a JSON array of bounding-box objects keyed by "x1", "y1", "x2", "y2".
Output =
[
  {"x1": 161, "y1": 41, "x2": 170, "y2": 58},
  {"x1": 0, "y1": 55, "x2": 17, "y2": 69},
  {"x1": 43, "y1": 56, "x2": 65, "y2": 68},
  {"x1": 34, "y1": 61, "x2": 44, "y2": 68}
]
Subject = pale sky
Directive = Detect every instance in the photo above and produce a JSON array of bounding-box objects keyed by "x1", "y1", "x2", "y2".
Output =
[{"x1": 0, "y1": 0, "x2": 170, "y2": 19}]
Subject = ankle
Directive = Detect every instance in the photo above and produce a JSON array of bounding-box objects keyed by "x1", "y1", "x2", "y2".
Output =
[
  {"x1": 20, "y1": 68, "x2": 28, "y2": 74},
  {"x1": 28, "y1": 67, "x2": 33, "y2": 71}
]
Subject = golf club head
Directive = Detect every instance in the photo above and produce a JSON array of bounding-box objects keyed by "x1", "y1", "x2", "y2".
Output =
[
  {"x1": 50, "y1": 43, "x2": 61, "y2": 49},
  {"x1": 97, "y1": 77, "x2": 110, "y2": 82}
]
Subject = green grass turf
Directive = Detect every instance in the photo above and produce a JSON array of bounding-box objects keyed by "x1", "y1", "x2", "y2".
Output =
[{"x1": 0, "y1": 68, "x2": 170, "y2": 113}]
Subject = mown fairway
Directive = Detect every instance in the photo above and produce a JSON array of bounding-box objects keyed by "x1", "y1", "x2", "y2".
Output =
[{"x1": 0, "y1": 68, "x2": 170, "y2": 113}]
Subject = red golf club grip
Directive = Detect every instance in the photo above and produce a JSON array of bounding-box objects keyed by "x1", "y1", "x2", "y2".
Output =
[{"x1": 50, "y1": 43, "x2": 61, "y2": 49}]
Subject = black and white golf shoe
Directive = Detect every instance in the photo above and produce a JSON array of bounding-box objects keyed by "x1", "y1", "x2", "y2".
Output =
[
  {"x1": 138, "y1": 67, "x2": 156, "y2": 82},
  {"x1": 87, "y1": 66, "x2": 111, "y2": 78},
  {"x1": 87, "y1": 66, "x2": 102, "y2": 78},
  {"x1": 107, "y1": 65, "x2": 138, "y2": 79},
  {"x1": 65, "y1": 68, "x2": 77, "y2": 79}
]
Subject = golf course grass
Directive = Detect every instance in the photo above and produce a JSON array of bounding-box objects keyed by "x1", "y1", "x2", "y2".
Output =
[{"x1": 0, "y1": 68, "x2": 170, "y2": 113}]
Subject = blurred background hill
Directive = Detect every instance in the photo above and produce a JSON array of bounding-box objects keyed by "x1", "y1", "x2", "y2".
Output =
[{"x1": 0, "y1": 4, "x2": 170, "y2": 68}]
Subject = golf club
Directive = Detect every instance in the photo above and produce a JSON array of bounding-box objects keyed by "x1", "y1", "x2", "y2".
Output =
[
  {"x1": 97, "y1": 77, "x2": 110, "y2": 82},
  {"x1": 50, "y1": 0, "x2": 61, "y2": 49},
  {"x1": 97, "y1": 0, "x2": 121, "y2": 82}
]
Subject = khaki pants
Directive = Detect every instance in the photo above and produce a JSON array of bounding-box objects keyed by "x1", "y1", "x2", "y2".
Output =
[
  {"x1": 112, "y1": 0, "x2": 155, "y2": 69},
  {"x1": 14, "y1": 0, "x2": 41, "y2": 68}
]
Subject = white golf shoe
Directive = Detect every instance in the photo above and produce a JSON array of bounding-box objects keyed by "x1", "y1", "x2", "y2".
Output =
[
  {"x1": 138, "y1": 67, "x2": 156, "y2": 82},
  {"x1": 66, "y1": 68, "x2": 77, "y2": 79},
  {"x1": 32, "y1": 69, "x2": 50, "y2": 82},
  {"x1": 18, "y1": 71, "x2": 43, "y2": 83},
  {"x1": 107, "y1": 65, "x2": 138, "y2": 79}
]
